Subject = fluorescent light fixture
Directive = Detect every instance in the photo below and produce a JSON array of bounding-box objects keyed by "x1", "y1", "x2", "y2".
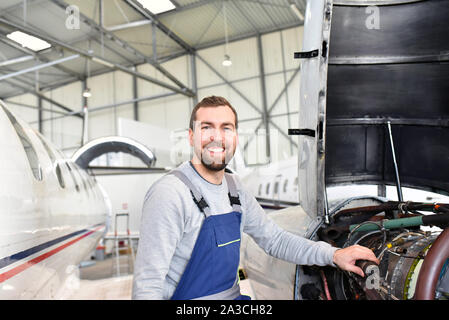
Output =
[
  {"x1": 137, "y1": 0, "x2": 176, "y2": 14},
  {"x1": 290, "y1": 3, "x2": 304, "y2": 21},
  {"x1": 6, "y1": 31, "x2": 51, "y2": 52}
]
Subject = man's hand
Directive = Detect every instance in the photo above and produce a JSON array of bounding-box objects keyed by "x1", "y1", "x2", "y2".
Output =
[{"x1": 332, "y1": 245, "x2": 380, "y2": 277}]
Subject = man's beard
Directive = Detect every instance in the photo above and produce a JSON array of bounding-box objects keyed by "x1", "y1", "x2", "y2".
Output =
[
  {"x1": 201, "y1": 158, "x2": 228, "y2": 171},
  {"x1": 197, "y1": 142, "x2": 235, "y2": 172}
]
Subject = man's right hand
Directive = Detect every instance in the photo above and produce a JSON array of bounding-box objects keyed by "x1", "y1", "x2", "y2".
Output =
[{"x1": 332, "y1": 245, "x2": 380, "y2": 277}]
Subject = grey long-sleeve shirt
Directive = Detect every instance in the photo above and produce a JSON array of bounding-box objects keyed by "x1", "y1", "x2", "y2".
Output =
[{"x1": 132, "y1": 161, "x2": 338, "y2": 300}]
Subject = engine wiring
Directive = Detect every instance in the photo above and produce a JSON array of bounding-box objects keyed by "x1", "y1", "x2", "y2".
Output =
[
  {"x1": 343, "y1": 221, "x2": 388, "y2": 251},
  {"x1": 312, "y1": 201, "x2": 449, "y2": 300}
]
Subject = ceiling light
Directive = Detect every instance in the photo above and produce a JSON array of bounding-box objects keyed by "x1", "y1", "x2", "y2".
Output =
[
  {"x1": 6, "y1": 31, "x2": 51, "y2": 52},
  {"x1": 82, "y1": 88, "x2": 92, "y2": 98},
  {"x1": 290, "y1": 3, "x2": 304, "y2": 21},
  {"x1": 222, "y1": 2, "x2": 232, "y2": 67},
  {"x1": 222, "y1": 54, "x2": 232, "y2": 67},
  {"x1": 137, "y1": 0, "x2": 176, "y2": 14}
]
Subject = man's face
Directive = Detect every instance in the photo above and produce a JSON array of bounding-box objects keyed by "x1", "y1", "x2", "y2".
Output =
[{"x1": 189, "y1": 105, "x2": 238, "y2": 171}]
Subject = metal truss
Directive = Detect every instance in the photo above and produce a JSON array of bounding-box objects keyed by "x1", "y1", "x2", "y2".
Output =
[
  {"x1": 49, "y1": 0, "x2": 195, "y2": 97},
  {"x1": 0, "y1": 17, "x2": 193, "y2": 98}
]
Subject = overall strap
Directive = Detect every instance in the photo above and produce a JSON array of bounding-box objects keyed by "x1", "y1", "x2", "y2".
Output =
[
  {"x1": 169, "y1": 170, "x2": 211, "y2": 218},
  {"x1": 224, "y1": 172, "x2": 242, "y2": 213}
]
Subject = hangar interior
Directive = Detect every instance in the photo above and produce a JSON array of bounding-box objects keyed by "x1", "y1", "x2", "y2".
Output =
[
  {"x1": 1, "y1": 1, "x2": 304, "y2": 234},
  {"x1": 0, "y1": 0, "x2": 309, "y2": 298},
  {"x1": 1, "y1": 0, "x2": 449, "y2": 301}
]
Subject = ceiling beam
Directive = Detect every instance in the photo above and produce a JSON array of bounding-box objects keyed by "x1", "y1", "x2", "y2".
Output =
[
  {"x1": 0, "y1": 17, "x2": 193, "y2": 97},
  {"x1": 0, "y1": 54, "x2": 80, "y2": 81},
  {"x1": 196, "y1": 53, "x2": 262, "y2": 116},
  {"x1": 267, "y1": 66, "x2": 301, "y2": 114},
  {"x1": 3, "y1": 78, "x2": 83, "y2": 118},
  {"x1": 4, "y1": 99, "x2": 67, "y2": 115},
  {"x1": 31, "y1": 91, "x2": 179, "y2": 125},
  {"x1": 0, "y1": 54, "x2": 34, "y2": 67},
  {"x1": 105, "y1": 20, "x2": 151, "y2": 32},
  {"x1": 49, "y1": 0, "x2": 194, "y2": 96},
  {"x1": 0, "y1": 34, "x2": 84, "y2": 81},
  {"x1": 195, "y1": 21, "x2": 303, "y2": 51},
  {"x1": 124, "y1": 0, "x2": 195, "y2": 54}
]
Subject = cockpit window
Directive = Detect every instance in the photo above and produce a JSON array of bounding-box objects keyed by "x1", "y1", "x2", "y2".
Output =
[
  {"x1": 1, "y1": 103, "x2": 42, "y2": 181},
  {"x1": 66, "y1": 162, "x2": 80, "y2": 192},
  {"x1": 73, "y1": 163, "x2": 89, "y2": 196},
  {"x1": 55, "y1": 163, "x2": 65, "y2": 188},
  {"x1": 35, "y1": 131, "x2": 65, "y2": 189},
  {"x1": 283, "y1": 179, "x2": 288, "y2": 193}
]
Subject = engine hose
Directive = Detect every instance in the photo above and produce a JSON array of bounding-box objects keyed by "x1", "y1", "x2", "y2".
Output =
[
  {"x1": 320, "y1": 270, "x2": 332, "y2": 300},
  {"x1": 348, "y1": 212, "x2": 449, "y2": 233},
  {"x1": 414, "y1": 227, "x2": 449, "y2": 300}
]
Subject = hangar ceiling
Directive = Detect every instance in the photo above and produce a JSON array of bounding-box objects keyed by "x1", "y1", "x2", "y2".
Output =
[{"x1": 0, "y1": 0, "x2": 306, "y2": 99}]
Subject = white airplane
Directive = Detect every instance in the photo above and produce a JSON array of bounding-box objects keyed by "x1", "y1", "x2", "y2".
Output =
[
  {"x1": 236, "y1": 0, "x2": 449, "y2": 301},
  {"x1": 0, "y1": 99, "x2": 111, "y2": 299},
  {"x1": 229, "y1": 151, "x2": 299, "y2": 210}
]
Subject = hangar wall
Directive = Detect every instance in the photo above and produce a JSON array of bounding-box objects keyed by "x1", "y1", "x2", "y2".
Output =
[{"x1": 5, "y1": 25, "x2": 303, "y2": 166}]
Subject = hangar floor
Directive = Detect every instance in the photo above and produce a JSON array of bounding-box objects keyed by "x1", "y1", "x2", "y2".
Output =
[{"x1": 66, "y1": 254, "x2": 255, "y2": 300}]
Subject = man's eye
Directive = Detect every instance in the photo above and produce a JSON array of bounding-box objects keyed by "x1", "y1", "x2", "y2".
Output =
[{"x1": 202, "y1": 126, "x2": 210, "y2": 130}]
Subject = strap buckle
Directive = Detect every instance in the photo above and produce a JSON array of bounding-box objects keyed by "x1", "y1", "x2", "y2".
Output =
[
  {"x1": 228, "y1": 193, "x2": 241, "y2": 206},
  {"x1": 190, "y1": 191, "x2": 209, "y2": 213}
]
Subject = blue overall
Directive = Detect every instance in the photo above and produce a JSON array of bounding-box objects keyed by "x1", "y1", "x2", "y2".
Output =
[{"x1": 169, "y1": 169, "x2": 251, "y2": 300}]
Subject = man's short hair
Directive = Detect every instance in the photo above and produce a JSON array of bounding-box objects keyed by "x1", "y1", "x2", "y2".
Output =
[{"x1": 189, "y1": 96, "x2": 238, "y2": 131}]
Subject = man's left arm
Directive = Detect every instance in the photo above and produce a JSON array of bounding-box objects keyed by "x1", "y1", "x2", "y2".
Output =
[
  {"x1": 240, "y1": 189, "x2": 379, "y2": 275},
  {"x1": 241, "y1": 189, "x2": 338, "y2": 266}
]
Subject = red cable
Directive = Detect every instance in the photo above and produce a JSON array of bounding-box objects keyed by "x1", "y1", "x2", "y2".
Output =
[{"x1": 320, "y1": 270, "x2": 332, "y2": 300}]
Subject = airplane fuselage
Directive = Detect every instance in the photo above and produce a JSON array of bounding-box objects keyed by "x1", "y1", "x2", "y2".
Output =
[
  {"x1": 0, "y1": 101, "x2": 110, "y2": 299},
  {"x1": 240, "y1": 156, "x2": 299, "y2": 209}
]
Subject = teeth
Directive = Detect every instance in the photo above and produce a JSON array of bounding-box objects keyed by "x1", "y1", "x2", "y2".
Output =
[{"x1": 208, "y1": 147, "x2": 224, "y2": 152}]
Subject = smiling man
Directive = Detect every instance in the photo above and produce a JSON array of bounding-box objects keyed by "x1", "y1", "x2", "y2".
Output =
[
  {"x1": 189, "y1": 98, "x2": 238, "y2": 183},
  {"x1": 132, "y1": 95, "x2": 379, "y2": 300}
]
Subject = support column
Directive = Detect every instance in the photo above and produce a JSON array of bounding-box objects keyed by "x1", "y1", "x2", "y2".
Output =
[
  {"x1": 35, "y1": 69, "x2": 42, "y2": 133},
  {"x1": 257, "y1": 34, "x2": 270, "y2": 160},
  {"x1": 82, "y1": 79, "x2": 89, "y2": 145},
  {"x1": 99, "y1": 0, "x2": 105, "y2": 57},
  {"x1": 280, "y1": 30, "x2": 293, "y2": 155},
  {"x1": 152, "y1": 21, "x2": 157, "y2": 61},
  {"x1": 132, "y1": 66, "x2": 139, "y2": 121},
  {"x1": 38, "y1": 96, "x2": 43, "y2": 133},
  {"x1": 190, "y1": 53, "x2": 198, "y2": 107}
]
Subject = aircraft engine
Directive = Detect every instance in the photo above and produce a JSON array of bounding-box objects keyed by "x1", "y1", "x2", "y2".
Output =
[{"x1": 302, "y1": 201, "x2": 449, "y2": 300}]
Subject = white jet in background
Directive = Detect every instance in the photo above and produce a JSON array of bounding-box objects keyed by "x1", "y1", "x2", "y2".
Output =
[{"x1": 229, "y1": 148, "x2": 299, "y2": 210}]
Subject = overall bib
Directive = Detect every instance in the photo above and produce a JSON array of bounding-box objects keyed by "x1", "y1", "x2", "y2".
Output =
[{"x1": 169, "y1": 169, "x2": 251, "y2": 300}]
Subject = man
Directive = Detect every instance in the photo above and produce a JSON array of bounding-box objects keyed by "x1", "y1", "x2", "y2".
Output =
[{"x1": 132, "y1": 96, "x2": 379, "y2": 300}]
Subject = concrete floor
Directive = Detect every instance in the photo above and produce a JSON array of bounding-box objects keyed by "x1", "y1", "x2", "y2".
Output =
[
  {"x1": 67, "y1": 253, "x2": 255, "y2": 300},
  {"x1": 80, "y1": 254, "x2": 133, "y2": 280}
]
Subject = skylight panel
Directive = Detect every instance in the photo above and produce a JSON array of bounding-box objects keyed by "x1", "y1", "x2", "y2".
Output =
[
  {"x1": 6, "y1": 31, "x2": 51, "y2": 52},
  {"x1": 137, "y1": 0, "x2": 176, "y2": 14}
]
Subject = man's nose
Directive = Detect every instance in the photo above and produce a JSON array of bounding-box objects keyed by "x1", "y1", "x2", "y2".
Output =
[{"x1": 209, "y1": 128, "x2": 223, "y2": 141}]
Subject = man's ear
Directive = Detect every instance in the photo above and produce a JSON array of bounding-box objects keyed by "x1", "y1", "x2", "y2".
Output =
[{"x1": 188, "y1": 128, "x2": 194, "y2": 147}]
